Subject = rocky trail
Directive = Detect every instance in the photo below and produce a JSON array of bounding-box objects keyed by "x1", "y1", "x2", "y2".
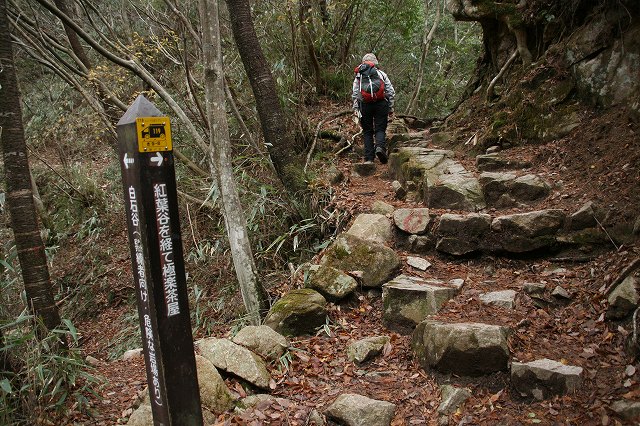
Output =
[{"x1": 75, "y1": 112, "x2": 640, "y2": 426}]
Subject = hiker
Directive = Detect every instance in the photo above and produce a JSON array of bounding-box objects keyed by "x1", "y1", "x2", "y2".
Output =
[{"x1": 352, "y1": 53, "x2": 395, "y2": 164}]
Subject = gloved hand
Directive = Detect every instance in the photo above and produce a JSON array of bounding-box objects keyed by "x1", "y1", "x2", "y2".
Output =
[{"x1": 354, "y1": 109, "x2": 362, "y2": 119}]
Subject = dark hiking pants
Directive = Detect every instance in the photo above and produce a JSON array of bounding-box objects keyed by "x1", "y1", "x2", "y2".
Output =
[{"x1": 360, "y1": 99, "x2": 389, "y2": 161}]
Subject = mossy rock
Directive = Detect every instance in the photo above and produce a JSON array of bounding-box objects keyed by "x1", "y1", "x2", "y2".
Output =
[
  {"x1": 320, "y1": 234, "x2": 401, "y2": 288},
  {"x1": 264, "y1": 289, "x2": 327, "y2": 336}
]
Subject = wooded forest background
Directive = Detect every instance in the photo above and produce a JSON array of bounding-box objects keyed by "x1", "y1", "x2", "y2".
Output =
[{"x1": 2, "y1": 0, "x2": 637, "y2": 423}]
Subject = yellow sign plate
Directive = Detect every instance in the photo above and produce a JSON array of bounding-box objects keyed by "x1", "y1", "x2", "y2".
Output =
[{"x1": 136, "y1": 117, "x2": 172, "y2": 152}]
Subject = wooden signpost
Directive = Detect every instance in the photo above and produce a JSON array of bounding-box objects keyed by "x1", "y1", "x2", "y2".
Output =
[{"x1": 117, "y1": 95, "x2": 203, "y2": 425}]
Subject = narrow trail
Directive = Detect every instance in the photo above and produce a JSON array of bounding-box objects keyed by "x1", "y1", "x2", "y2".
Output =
[{"x1": 76, "y1": 111, "x2": 639, "y2": 425}]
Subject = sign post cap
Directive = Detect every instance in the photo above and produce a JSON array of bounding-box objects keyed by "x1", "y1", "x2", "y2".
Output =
[{"x1": 117, "y1": 94, "x2": 164, "y2": 126}]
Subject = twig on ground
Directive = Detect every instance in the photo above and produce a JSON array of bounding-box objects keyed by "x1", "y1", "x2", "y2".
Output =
[{"x1": 336, "y1": 129, "x2": 361, "y2": 156}]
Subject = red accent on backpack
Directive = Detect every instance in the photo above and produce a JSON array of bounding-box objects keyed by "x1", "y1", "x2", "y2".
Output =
[{"x1": 356, "y1": 62, "x2": 385, "y2": 103}]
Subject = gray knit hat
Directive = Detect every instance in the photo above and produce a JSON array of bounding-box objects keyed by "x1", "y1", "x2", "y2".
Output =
[{"x1": 362, "y1": 53, "x2": 378, "y2": 65}]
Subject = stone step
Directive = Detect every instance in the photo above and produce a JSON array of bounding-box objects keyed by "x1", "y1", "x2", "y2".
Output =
[
  {"x1": 382, "y1": 275, "x2": 463, "y2": 334},
  {"x1": 389, "y1": 147, "x2": 485, "y2": 211},
  {"x1": 411, "y1": 320, "x2": 511, "y2": 376}
]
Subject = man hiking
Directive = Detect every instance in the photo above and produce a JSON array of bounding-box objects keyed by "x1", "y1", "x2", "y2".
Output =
[{"x1": 352, "y1": 53, "x2": 396, "y2": 164}]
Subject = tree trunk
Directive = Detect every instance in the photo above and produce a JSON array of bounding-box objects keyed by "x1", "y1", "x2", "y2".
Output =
[
  {"x1": 0, "y1": 0, "x2": 60, "y2": 331},
  {"x1": 199, "y1": 0, "x2": 267, "y2": 325},
  {"x1": 225, "y1": 0, "x2": 308, "y2": 197},
  {"x1": 405, "y1": 0, "x2": 442, "y2": 115}
]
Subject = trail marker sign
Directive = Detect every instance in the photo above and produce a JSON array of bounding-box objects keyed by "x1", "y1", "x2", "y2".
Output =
[
  {"x1": 117, "y1": 95, "x2": 203, "y2": 425},
  {"x1": 136, "y1": 117, "x2": 172, "y2": 152}
]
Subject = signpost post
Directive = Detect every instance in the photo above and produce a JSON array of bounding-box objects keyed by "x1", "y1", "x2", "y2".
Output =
[{"x1": 117, "y1": 95, "x2": 203, "y2": 425}]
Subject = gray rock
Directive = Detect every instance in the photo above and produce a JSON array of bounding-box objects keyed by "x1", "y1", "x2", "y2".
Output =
[
  {"x1": 393, "y1": 208, "x2": 431, "y2": 234},
  {"x1": 610, "y1": 399, "x2": 640, "y2": 420},
  {"x1": 607, "y1": 275, "x2": 639, "y2": 320},
  {"x1": 412, "y1": 320, "x2": 510, "y2": 376},
  {"x1": 326, "y1": 164, "x2": 344, "y2": 185},
  {"x1": 406, "y1": 234, "x2": 434, "y2": 254},
  {"x1": 391, "y1": 180, "x2": 407, "y2": 200},
  {"x1": 511, "y1": 358, "x2": 583, "y2": 400},
  {"x1": 346, "y1": 214, "x2": 394, "y2": 245},
  {"x1": 523, "y1": 282, "x2": 546, "y2": 296},
  {"x1": 126, "y1": 403, "x2": 152, "y2": 426},
  {"x1": 235, "y1": 394, "x2": 277, "y2": 413},
  {"x1": 427, "y1": 173, "x2": 486, "y2": 211},
  {"x1": 388, "y1": 147, "x2": 485, "y2": 211},
  {"x1": 480, "y1": 172, "x2": 549, "y2": 205},
  {"x1": 122, "y1": 348, "x2": 144, "y2": 361},
  {"x1": 197, "y1": 338, "x2": 271, "y2": 389},
  {"x1": 353, "y1": 162, "x2": 376, "y2": 177},
  {"x1": 511, "y1": 174, "x2": 551, "y2": 201},
  {"x1": 448, "y1": 278, "x2": 465, "y2": 291},
  {"x1": 435, "y1": 213, "x2": 492, "y2": 256},
  {"x1": 479, "y1": 290, "x2": 517, "y2": 309},
  {"x1": 551, "y1": 286, "x2": 571, "y2": 300},
  {"x1": 321, "y1": 234, "x2": 401, "y2": 288},
  {"x1": 195, "y1": 355, "x2": 235, "y2": 413},
  {"x1": 347, "y1": 336, "x2": 390, "y2": 364},
  {"x1": 371, "y1": 200, "x2": 395, "y2": 216},
  {"x1": 568, "y1": 201, "x2": 607, "y2": 230},
  {"x1": 85, "y1": 355, "x2": 101, "y2": 366},
  {"x1": 476, "y1": 154, "x2": 531, "y2": 171},
  {"x1": 305, "y1": 264, "x2": 358, "y2": 301},
  {"x1": 490, "y1": 209, "x2": 565, "y2": 253},
  {"x1": 383, "y1": 275, "x2": 459, "y2": 334},
  {"x1": 232, "y1": 325, "x2": 289, "y2": 361},
  {"x1": 407, "y1": 256, "x2": 431, "y2": 271},
  {"x1": 308, "y1": 408, "x2": 326, "y2": 425},
  {"x1": 325, "y1": 393, "x2": 396, "y2": 426},
  {"x1": 264, "y1": 288, "x2": 327, "y2": 335},
  {"x1": 437, "y1": 384, "x2": 471, "y2": 414}
]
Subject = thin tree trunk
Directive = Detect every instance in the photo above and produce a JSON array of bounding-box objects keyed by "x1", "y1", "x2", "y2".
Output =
[
  {"x1": 200, "y1": 0, "x2": 267, "y2": 325},
  {"x1": 225, "y1": 0, "x2": 308, "y2": 197},
  {"x1": 0, "y1": 0, "x2": 60, "y2": 331},
  {"x1": 405, "y1": 0, "x2": 441, "y2": 115}
]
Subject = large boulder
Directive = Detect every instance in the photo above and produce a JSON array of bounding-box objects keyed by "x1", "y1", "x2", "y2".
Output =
[
  {"x1": 304, "y1": 264, "x2": 358, "y2": 301},
  {"x1": 490, "y1": 209, "x2": 565, "y2": 253},
  {"x1": 197, "y1": 338, "x2": 271, "y2": 389},
  {"x1": 232, "y1": 325, "x2": 289, "y2": 362},
  {"x1": 321, "y1": 234, "x2": 400, "y2": 288},
  {"x1": 346, "y1": 214, "x2": 394, "y2": 244},
  {"x1": 264, "y1": 289, "x2": 327, "y2": 336},
  {"x1": 383, "y1": 275, "x2": 459, "y2": 334},
  {"x1": 435, "y1": 213, "x2": 492, "y2": 256},
  {"x1": 511, "y1": 358, "x2": 583, "y2": 400},
  {"x1": 325, "y1": 394, "x2": 396, "y2": 426},
  {"x1": 195, "y1": 355, "x2": 235, "y2": 413},
  {"x1": 412, "y1": 320, "x2": 510, "y2": 376}
]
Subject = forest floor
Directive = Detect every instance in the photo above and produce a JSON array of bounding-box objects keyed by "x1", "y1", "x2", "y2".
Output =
[{"x1": 63, "y1": 99, "x2": 640, "y2": 426}]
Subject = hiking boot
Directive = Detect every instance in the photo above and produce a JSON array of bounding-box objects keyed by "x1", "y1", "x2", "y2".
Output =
[
  {"x1": 364, "y1": 160, "x2": 374, "y2": 164},
  {"x1": 376, "y1": 147, "x2": 388, "y2": 164}
]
